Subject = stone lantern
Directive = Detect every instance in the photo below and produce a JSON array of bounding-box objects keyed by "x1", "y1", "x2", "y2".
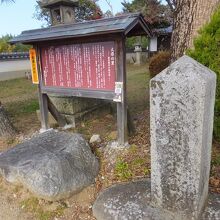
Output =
[
  {"x1": 38, "y1": 0, "x2": 79, "y2": 26},
  {"x1": 134, "y1": 42, "x2": 142, "y2": 65}
]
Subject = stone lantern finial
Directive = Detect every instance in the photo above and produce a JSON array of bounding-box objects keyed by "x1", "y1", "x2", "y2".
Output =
[{"x1": 38, "y1": 0, "x2": 79, "y2": 26}]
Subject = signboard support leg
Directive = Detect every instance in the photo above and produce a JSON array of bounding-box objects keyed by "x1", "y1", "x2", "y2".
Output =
[
  {"x1": 127, "y1": 108, "x2": 135, "y2": 135},
  {"x1": 47, "y1": 96, "x2": 67, "y2": 127},
  {"x1": 117, "y1": 38, "x2": 128, "y2": 146},
  {"x1": 35, "y1": 46, "x2": 50, "y2": 131},
  {"x1": 38, "y1": 90, "x2": 49, "y2": 131},
  {"x1": 117, "y1": 102, "x2": 127, "y2": 145}
]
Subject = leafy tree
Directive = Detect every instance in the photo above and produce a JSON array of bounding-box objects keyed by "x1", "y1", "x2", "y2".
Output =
[
  {"x1": 0, "y1": 35, "x2": 31, "y2": 53},
  {"x1": 188, "y1": 7, "x2": 220, "y2": 140},
  {"x1": 126, "y1": 36, "x2": 148, "y2": 49},
  {"x1": 34, "y1": 0, "x2": 103, "y2": 26},
  {"x1": 122, "y1": 0, "x2": 172, "y2": 28},
  {"x1": 75, "y1": 0, "x2": 102, "y2": 21},
  {"x1": 0, "y1": 35, "x2": 14, "y2": 52}
]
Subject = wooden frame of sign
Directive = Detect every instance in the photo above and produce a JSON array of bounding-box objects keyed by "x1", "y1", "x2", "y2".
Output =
[{"x1": 34, "y1": 34, "x2": 128, "y2": 145}]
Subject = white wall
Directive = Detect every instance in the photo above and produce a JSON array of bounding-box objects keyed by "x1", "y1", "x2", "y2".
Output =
[{"x1": 0, "y1": 59, "x2": 31, "y2": 81}]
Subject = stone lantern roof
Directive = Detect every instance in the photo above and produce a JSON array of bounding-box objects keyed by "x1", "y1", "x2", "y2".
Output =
[
  {"x1": 38, "y1": 0, "x2": 79, "y2": 8},
  {"x1": 37, "y1": 0, "x2": 79, "y2": 25}
]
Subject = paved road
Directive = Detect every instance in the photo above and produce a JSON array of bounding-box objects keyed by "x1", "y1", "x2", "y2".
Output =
[{"x1": 0, "y1": 59, "x2": 31, "y2": 81}]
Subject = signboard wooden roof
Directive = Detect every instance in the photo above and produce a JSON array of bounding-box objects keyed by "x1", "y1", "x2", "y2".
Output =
[{"x1": 11, "y1": 13, "x2": 152, "y2": 44}]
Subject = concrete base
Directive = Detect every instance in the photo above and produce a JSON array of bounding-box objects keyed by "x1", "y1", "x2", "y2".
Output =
[{"x1": 93, "y1": 179, "x2": 220, "y2": 220}]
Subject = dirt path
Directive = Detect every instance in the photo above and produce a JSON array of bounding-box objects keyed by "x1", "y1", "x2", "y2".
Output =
[{"x1": 0, "y1": 177, "x2": 34, "y2": 220}]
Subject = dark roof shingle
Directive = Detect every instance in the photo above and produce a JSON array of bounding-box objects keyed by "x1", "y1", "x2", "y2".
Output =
[{"x1": 11, "y1": 13, "x2": 152, "y2": 44}]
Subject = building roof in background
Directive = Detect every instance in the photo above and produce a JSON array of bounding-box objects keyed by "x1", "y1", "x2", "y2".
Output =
[
  {"x1": 11, "y1": 13, "x2": 152, "y2": 44},
  {"x1": 152, "y1": 26, "x2": 173, "y2": 36},
  {"x1": 0, "y1": 52, "x2": 29, "y2": 61}
]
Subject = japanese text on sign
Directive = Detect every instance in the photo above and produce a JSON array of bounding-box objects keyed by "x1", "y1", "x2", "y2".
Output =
[
  {"x1": 40, "y1": 41, "x2": 116, "y2": 91},
  {"x1": 29, "y1": 49, "x2": 39, "y2": 84}
]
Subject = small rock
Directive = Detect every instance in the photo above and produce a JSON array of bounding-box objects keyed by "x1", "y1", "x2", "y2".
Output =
[
  {"x1": 90, "y1": 135, "x2": 101, "y2": 144},
  {"x1": 62, "y1": 124, "x2": 74, "y2": 130}
]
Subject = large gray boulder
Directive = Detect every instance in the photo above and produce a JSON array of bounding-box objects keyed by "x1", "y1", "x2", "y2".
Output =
[{"x1": 0, "y1": 130, "x2": 99, "y2": 201}]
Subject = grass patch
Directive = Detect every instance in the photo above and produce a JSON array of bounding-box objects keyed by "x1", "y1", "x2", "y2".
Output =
[
  {"x1": 6, "y1": 99, "x2": 39, "y2": 116},
  {"x1": 20, "y1": 99, "x2": 39, "y2": 114},
  {"x1": 127, "y1": 64, "x2": 150, "y2": 114},
  {"x1": 20, "y1": 197, "x2": 66, "y2": 220},
  {"x1": 0, "y1": 78, "x2": 37, "y2": 100},
  {"x1": 212, "y1": 155, "x2": 220, "y2": 166},
  {"x1": 115, "y1": 159, "x2": 133, "y2": 181},
  {"x1": 114, "y1": 144, "x2": 150, "y2": 181}
]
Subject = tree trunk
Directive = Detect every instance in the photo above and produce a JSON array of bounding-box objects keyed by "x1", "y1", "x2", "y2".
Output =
[
  {"x1": 170, "y1": 0, "x2": 197, "y2": 61},
  {"x1": 171, "y1": 0, "x2": 220, "y2": 62},
  {"x1": 0, "y1": 102, "x2": 16, "y2": 137}
]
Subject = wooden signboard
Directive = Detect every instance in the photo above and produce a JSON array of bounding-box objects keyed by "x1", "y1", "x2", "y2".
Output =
[{"x1": 36, "y1": 39, "x2": 127, "y2": 145}]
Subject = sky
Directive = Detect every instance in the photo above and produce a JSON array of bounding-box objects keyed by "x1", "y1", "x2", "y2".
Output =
[{"x1": 0, "y1": 0, "x2": 130, "y2": 37}]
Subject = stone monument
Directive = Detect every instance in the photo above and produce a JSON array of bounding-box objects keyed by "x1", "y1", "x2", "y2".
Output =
[
  {"x1": 93, "y1": 56, "x2": 220, "y2": 220},
  {"x1": 150, "y1": 55, "x2": 216, "y2": 219}
]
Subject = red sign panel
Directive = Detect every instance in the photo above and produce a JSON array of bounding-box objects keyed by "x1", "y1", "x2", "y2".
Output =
[{"x1": 40, "y1": 41, "x2": 116, "y2": 91}]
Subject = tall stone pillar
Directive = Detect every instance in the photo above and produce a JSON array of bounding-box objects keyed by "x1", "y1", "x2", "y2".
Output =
[
  {"x1": 93, "y1": 56, "x2": 219, "y2": 220},
  {"x1": 150, "y1": 56, "x2": 216, "y2": 219}
]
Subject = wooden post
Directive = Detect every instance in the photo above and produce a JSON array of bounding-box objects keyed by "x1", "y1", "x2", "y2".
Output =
[
  {"x1": 35, "y1": 46, "x2": 49, "y2": 131},
  {"x1": 116, "y1": 37, "x2": 128, "y2": 145},
  {"x1": 127, "y1": 108, "x2": 135, "y2": 135}
]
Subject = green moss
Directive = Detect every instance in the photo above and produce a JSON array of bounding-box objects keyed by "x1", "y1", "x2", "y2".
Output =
[{"x1": 143, "y1": 168, "x2": 150, "y2": 175}]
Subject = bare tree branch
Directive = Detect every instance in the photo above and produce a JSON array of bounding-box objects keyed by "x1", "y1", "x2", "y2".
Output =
[{"x1": 104, "y1": 0, "x2": 114, "y2": 16}]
